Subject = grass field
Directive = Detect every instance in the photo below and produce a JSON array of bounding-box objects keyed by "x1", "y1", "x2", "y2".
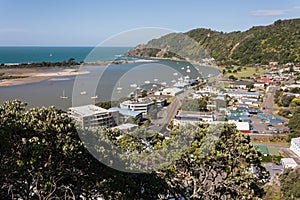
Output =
[{"x1": 220, "y1": 66, "x2": 268, "y2": 79}]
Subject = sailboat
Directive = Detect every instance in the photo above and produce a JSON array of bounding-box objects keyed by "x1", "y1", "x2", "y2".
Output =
[
  {"x1": 80, "y1": 91, "x2": 87, "y2": 95},
  {"x1": 60, "y1": 90, "x2": 68, "y2": 99},
  {"x1": 90, "y1": 95, "x2": 98, "y2": 99},
  {"x1": 117, "y1": 81, "x2": 122, "y2": 91}
]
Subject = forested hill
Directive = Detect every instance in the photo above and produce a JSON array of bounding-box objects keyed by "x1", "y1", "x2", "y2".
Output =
[{"x1": 125, "y1": 18, "x2": 300, "y2": 65}]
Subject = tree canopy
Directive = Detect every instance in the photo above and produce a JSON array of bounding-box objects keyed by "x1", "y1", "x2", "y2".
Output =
[{"x1": 0, "y1": 100, "x2": 268, "y2": 199}]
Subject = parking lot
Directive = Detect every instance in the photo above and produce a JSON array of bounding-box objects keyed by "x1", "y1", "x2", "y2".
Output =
[{"x1": 251, "y1": 115, "x2": 288, "y2": 134}]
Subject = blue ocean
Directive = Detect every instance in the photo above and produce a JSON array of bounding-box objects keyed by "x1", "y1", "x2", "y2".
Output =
[{"x1": 0, "y1": 47, "x2": 131, "y2": 64}]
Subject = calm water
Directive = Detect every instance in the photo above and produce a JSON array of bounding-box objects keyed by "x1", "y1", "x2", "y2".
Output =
[
  {"x1": 0, "y1": 47, "x2": 219, "y2": 111},
  {"x1": 0, "y1": 47, "x2": 131, "y2": 64}
]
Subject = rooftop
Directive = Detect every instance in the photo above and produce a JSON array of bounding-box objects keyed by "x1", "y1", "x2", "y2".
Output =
[
  {"x1": 227, "y1": 90, "x2": 260, "y2": 96},
  {"x1": 254, "y1": 144, "x2": 269, "y2": 155},
  {"x1": 178, "y1": 111, "x2": 214, "y2": 117},
  {"x1": 113, "y1": 123, "x2": 138, "y2": 131},
  {"x1": 109, "y1": 107, "x2": 142, "y2": 117},
  {"x1": 281, "y1": 158, "x2": 298, "y2": 166},
  {"x1": 291, "y1": 137, "x2": 300, "y2": 146},
  {"x1": 231, "y1": 81, "x2": 253, "y2": 85},
  {"x1": 69, "y1": 105, "x2": 111, "y2": 117}
]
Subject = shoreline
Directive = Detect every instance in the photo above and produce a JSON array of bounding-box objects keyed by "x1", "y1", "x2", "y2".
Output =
[
  {"x1": 0, "y1": 59, "x2": 157, "y2": 87},
  {"x1": 0, "y1": 68, "x2": 89, "y2": 87},
  {"x1": 0, "y1": 58, "x2": 219, "y2": 87}
]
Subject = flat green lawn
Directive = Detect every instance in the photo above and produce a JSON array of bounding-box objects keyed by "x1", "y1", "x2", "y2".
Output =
[{"x1": 220, "y1": 66, "x2": 268, "y2": 79}]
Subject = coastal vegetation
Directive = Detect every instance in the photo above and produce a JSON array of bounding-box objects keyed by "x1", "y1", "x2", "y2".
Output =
[
  {"x1": 0, "y1": 58, "x2": 82, "y2": 69},
  {"x1": 0, "y1": 72, "x2": 27, "y2": 80},
  {"x1": 0, "y1": 100, "x2": 268, "y2": 199},
  {"x1": 126, "y1": 18, "x2": 300, "y2": 66}
]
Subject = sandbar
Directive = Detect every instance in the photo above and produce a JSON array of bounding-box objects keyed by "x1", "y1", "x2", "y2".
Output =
[{"x1": 0, "y1": 68, "x2": 89, "y2": 87}]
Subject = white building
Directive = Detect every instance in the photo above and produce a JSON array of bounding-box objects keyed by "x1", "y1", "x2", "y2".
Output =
[
  {"x1": 161, "y1": 87, "x2": 183, "y2": 96},
  {"x1": 254, "y1": 82, "x2": 265, "y2": 88},
  {"x1": 226, "y1": 90, "x2": 260, "y2": 99},
  {"x1": 112, "y1": 123, "x2": 139, "y2": 134},
  {"x1": 69, "y1": 105, "x2": 119, "y2": 129},
  {"x1": 120, "y1": 99, "x2": 154, "y2": 114},
  {"x1": 281, "y1": 158, "x2": 298, "y2": 169},
  {"x1": 230, "y1": 81, "x2": 253, "y2": 90},
  {"x1": 290, "y1": 137, "x2": 300, "y2": 157},
  {"x1": 173, "y1": 111, "x2": 215, "y2": 126}
]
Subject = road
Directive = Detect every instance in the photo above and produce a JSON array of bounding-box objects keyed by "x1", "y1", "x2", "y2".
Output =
[
  {"x1": 262, "y1": 86, "x2": 277, "y2": 115},
  {"x1": 150, "y1": 88, "x2": 193, "y2": 134}
]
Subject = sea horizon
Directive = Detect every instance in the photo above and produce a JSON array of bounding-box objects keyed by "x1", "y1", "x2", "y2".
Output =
[{"x1": 0, "y1": 46, "x2": 132, "y2": 64}]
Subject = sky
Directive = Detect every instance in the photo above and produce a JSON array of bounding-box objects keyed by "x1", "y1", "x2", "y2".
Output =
[{"x1": 0, "y1": 0, "x2": 299, "y2": 46}]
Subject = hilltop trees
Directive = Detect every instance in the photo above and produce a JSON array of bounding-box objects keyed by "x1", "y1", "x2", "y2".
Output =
[
  {"x1": 126, "y1": 18, "x2": 300, "y2": 65},
  {"x1": 0, "y1": 100, "x2": 268, "y2": 199},
  {"x1": 159, "y1": 124, "x2": 268, "y2": 199},
  {"x1": 0, "y1": 100, "x2": 166, "y2": 199}
]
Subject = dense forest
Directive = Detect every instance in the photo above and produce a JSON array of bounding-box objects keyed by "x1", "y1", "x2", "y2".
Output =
[{"x1": 126, "y1": 18, "x2": 300, "y2": 66}]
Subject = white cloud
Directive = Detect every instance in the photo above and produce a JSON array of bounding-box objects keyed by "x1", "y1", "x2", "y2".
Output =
[{"x1": 251, "y1": 6, "x2": 300, "y2": 16}]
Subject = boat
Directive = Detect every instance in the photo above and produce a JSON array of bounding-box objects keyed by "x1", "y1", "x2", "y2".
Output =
[
  {"x1": 117, "y1": 81, "x2": 122, "y2": 91},
  {"x1": 80, "y1": 91, "x2": 87, "y2": 95},
  {"x1": 60, "y1": 90, "x2": 68, "y2": 99},
  {"x1": 90, "y1": 95, "x2": 98, "y2": 99}
]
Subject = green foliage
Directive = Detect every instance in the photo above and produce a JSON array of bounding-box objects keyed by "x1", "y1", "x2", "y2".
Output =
[
  {"x1": 261, "y1": 155, "x2": 282, "y2": 163},
  {"x1": 279, "y1": 168, "x2": 300, "y2": 199},
  {"x1": 0, "y1": 100, "x2": 268, "y2": 199},
  {"x1": 0, "y1": 58, "x2": 81, "y2": 68},
  {"x1": 0, "y1": 100, "x2": 167, "y2": 199},
  {"x1": 291, "y1": 98, "x2": 300, "y2": 106},
  {"x1": 278, "y1": 108, "x2": 292, "y2": 118},
  {"x1": 161, "y1": 123, "x2": 268, "y2": 199},
  {"x1": 288, "y1": 107, "x2": 300, "y2": 139},
  {"x1": 127, "y1": 18, "x2": 300, "y2": 65},
  {"x1": 181, "y1": 98, "x2": 207, "y2": 111},
  {"x1": 229, "y1": 74, "x2": 237, "y2": 80}
]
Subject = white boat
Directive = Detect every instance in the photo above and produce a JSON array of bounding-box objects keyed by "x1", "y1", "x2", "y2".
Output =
[
  {"x1": 117, "y1": 81, "x2": 122, "y2": 91},
  {"x1": 60, "y1": 90, "x2": 68, "y2": 99},
  {"x1": 130, "y1": 83, "x2": 138, "y2": 88},
  {"x1": 91, "y1": 95, "x2": 98, "y2": 99},
  {"x1": 80, "y1": 91, "x2": 87, "y2": 95}
]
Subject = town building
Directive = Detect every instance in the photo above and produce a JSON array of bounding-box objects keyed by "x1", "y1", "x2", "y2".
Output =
[
  {"x1": 68, "y1": 105, "x2": 119, "y2": 129},
  {"x1": 120, "y1": 99, "x2": 154, "y2": 114},
  {"x1": 254, "y1": 82, "x2": 265, "y2": 88},
  {"x1": 256, "y1": 77, "x2": 270, "y2": 85},
  {"x1": 264, "y1": 163, "x2": 283, "y2": 178},
  {"x1": 109, "y1": 107, "x2": 143, "y2": 122},
  {"x1": 290, "y1": 137, "x2": 300, "y2": 157},
  {"x1": 230, "y1": 81, "x2": 254, "y2": 89},
  {"x1": 173, "y1": 111, "x2": 215, "y2": 126},
  {"x1": 281, "y1": 158, "x2": 298, "y2": 169},
  {"x1": 159, "y1": 87, "x2": 183, "y2": 96},
  {"x1": 112, "y1": 123, "x2": 139, "y2": 134},
  {"x1": 226, "y1": 90, "x2": 260, "y2": 99}
]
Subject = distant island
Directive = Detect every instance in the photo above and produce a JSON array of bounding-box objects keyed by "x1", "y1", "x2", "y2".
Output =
[{"x1": 126, "y1": 18, "x2": 300, "y2": 66}]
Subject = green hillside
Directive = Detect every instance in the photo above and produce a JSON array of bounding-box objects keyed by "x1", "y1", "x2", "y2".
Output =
[{"x1": 126, "y1": 18, "x2": 300, "y2": 65}]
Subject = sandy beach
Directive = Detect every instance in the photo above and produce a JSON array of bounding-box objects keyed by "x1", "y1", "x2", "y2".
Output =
[{"x1": 0, "y1": 68, "x2": 89, "y2": 87}]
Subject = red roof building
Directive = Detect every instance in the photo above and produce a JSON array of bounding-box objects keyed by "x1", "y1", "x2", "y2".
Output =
[{"x1": 257, "y1": 77, "x2": 270, "y2": 84}]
